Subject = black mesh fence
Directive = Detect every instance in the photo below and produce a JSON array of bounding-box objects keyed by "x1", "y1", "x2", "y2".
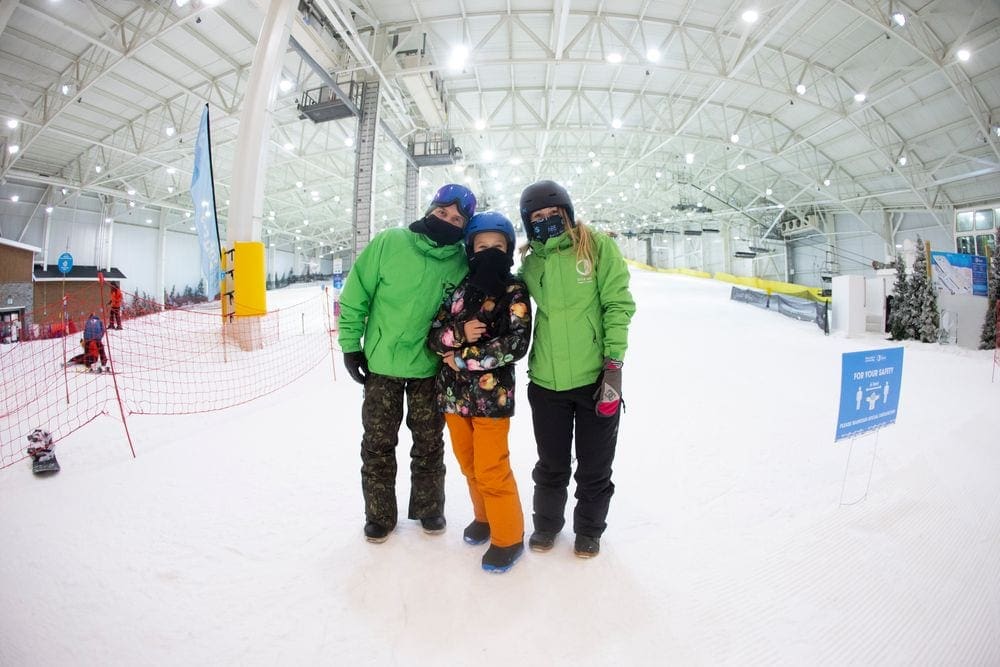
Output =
[{"x1": 731, "y1": 286, "x2": 829, "y2": 334}]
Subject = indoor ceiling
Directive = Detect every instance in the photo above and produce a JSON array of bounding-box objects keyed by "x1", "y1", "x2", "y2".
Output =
[{"x1": 1, "y1": 0, "x2": 999, "y2": 256}]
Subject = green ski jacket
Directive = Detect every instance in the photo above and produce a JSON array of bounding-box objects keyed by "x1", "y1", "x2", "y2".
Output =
[
  {"x1": 520, "y1": 230, "x2": 636, "y2": 391},
  {"x1": 339, "y1": 227, "x2": 468, "y2": 378}
]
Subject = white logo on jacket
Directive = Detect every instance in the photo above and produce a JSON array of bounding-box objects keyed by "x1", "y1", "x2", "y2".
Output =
[{"x1": 576, "y1": 259, "x2": 593, "y2": 283}]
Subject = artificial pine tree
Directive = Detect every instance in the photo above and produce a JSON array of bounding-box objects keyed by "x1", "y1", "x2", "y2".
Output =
[
  {"x1": 909, "y1": 236, "x2": 940, "y2": 343},
  {"x1": 888, "y1": 252, "x2": 912, "y2": 340},
  {"x1": 979, "y1": 228, "x2": 1000, "y2": 350}
]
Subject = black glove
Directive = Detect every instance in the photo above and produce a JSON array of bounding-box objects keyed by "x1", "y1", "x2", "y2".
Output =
[
  {"x1": 343, "y1": 351, "x2": 368, "y2": 385},
  {"x1": 593, "y1": 358, "x2": 623, "y2": 417}
]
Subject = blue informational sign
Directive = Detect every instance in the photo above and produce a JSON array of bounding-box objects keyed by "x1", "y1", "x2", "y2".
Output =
[
  {"x1": 57, "y1": 252, "x2": 73, "y2": 274},
  {"x1": 332, "y1": 274, "x2": 343, "y2": 290},
  {"x1": 930, "y1": 251, "x2": 988, "y2": 296},
  {"x1": 836, "y1": 347, "x2": 904, "y2": 441}
]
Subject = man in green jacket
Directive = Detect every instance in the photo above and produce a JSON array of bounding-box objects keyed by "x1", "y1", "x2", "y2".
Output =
[{"x1": 339, "y1": 184, "x2": 476, "y2": 543}]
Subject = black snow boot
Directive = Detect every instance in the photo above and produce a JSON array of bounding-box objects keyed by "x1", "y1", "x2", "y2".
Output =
[
  {"x1": 482, "y1": 542, "x2": 524, "y2": 573},
  {"x1": 574, "y1": 534, "x2": 600, "y2": 558},
  {"x1": 364, "y1": 521, "x2": 391, "y2": 543},
  {"x1": 528, "y1": 530, "x2": 557, "y2": 552},
  {"x1": 463, "y1": 520, "x2": 490, "y2": 545}
]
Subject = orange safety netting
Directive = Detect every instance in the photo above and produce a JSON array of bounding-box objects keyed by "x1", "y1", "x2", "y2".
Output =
[{"x1": 0, "y1": 287, "x2": 337, "y2": 468}]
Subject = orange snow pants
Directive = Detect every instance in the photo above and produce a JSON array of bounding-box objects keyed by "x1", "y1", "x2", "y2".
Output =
[{"x1": 444, "y1": 414, "x2": 524, "y2": 548}]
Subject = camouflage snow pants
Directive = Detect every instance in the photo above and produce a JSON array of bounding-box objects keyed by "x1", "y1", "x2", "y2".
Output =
[{"x1": 360, "y1": 372, "x2": 446, "y2": 528}]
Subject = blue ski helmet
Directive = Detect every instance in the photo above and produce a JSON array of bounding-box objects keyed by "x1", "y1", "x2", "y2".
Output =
[
  {"x1": 464, "y1": 210, "x2": 517, "y2": 262},
  {"x1": 427, "y1": 183, "x2": 477, "y2": 223},
  {"x1": 519, "y1": 180, "x2": 575, "y2": 229}
]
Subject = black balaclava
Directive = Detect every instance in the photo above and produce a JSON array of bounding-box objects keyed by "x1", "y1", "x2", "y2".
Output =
[
  {"x1": 467, "y1": 247, "x2": 512, "y2": 297},
  {"x1": 409, "y1": 213, "x2": 465, "y2": 246},
  {"x1": 528, "y1": 213, "x2": 566, "y2": 243}
]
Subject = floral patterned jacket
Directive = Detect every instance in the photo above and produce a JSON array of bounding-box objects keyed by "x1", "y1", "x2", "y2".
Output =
[{"x1": 427, "y1": 276, "x2": 532, "y2": 417}]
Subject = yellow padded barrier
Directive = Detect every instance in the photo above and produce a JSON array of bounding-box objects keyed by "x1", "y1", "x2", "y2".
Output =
[{"x1": 233, "y1": 241, "x2": 267, "y2": 316}]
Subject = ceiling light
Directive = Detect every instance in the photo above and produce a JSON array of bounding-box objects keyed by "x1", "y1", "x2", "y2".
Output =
[
  {"x1": 510, "y1": 157, "x2": 522, "y2": 166},
  {"x1": 588, "y1": 151, "x2": 596, "y2": 158},
  {"x1": 105, "y1": 217, "x2": 113, "y2": 223},
  {"x1": 633, "y1": 182, "x2": 641, "y2": 190},
  {"x1": 482, "y1": 149, "x2": 495, "y2": 161},
  {"x1": 176, "y1": 0, "x2": 190, "y2": 6},
  {"x1": 46, "y1": 206, "x2": 54, "y2": 213},
  {"x1": 607, "y1": 52, "x2": 623, "y2": 64},
  {"x1": 795, "y1": 84, "x2": 806, "y2": 95},
  {"x1": 765, "y1": 188, "x2": 773, "y2": 196},
  {"x1": 448, "y1": 45, "x2": 469, "y2": 71},
  {"x1": 127, "y1": 188, "x2": 136, "y2": 195},
  {"x1": 646, "y1": 48, "x2": 660, "y2": 62},
  {"x1": 611, "y1": 118, "x2": 622, "y2": 129},
  {"x1": 474, "y1": 118, "x2": 487, "y2": 131},
  {"x1": 7, "y1": 144, "x2": 18, "y2": 154},
  {"x1": 129, "y1": 201, "x2": 136, "y2": 208},
  {"x1": 383, "y1": 162, "x2": 392, "y2": 172},
  {"x1": 607, "y1": 171, "x2": 615, "y2": 177},
  {"x1": 10, "y1": 194, "x2": 19, "y2": 202},
  {"x1": 709, "y1": 185, "x2": 716, "y2": 191},
  {"x1": 167, "y1": 186, "x2": 174, "y2": 193},
  {"x1": 283, "y1": 142, "x2": 293, "y2": 151},
  {"x1": 185, "y1": 211, "x2": 191, "y2": 218},
  {"x1": 685, "y1": 153, "x2": 694, "y2": 164},
  {"x1": 165, "y1": 127, "x2": 176, "y2": 137},
  {"x1": 898, "y1": 155, "x2": 907, "y2": 166},
  {"x1": 61, "y1": 187, "x2": 68, "y2": 195},
  {"x1": 61, "y1": 84, "x2": 70, "y2": 95},
  {"x1": 737, "y1": 164, "x2": 746, "y2": 170},
  {"x1": 344, "y1": 136, "x2": 354, "y2": 147},
  {"x1": 95, "y1": 165, "x2": 102, "y2": 173},
  {"x1": 957, "y1": 49, "x2": 970, "y2": 62},
  {"x1": 655, "y1": 171, "x2": 662, "y2": 179},
  {"x1": 145, "y1": 218, "x2": 152, "y2": 224},
  {"x1": 295, "y1": 181, "x2": 303, "y2": 188},
  {"x1": 6, "y1": 119, "x2": 17, "y2": 129},
  {"x1": 730, "y1": 133, "x2": 740, "y2": 143},
  {"x1": 279, "y1": 79, "x2": 294, "y2": 93},
  {"x1": 854, "y1": 92, "x2": 866, "y2": 102},
  {"x1": 891, "y1": 12, "x2": 906, "y2": 27},
  {"x1": 741, "y1": 9, "x2": 759, "y2": 23},
  {"x1": 823, "y1": 178, "x2": 831, "y2": 186},
  {"x1": 167, "y1": 167, "x2": 176, "y2": 174}
]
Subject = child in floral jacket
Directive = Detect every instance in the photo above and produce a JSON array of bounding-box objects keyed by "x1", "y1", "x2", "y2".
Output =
[{"x1": 428, "y1": 211, "x2": 532, "y2": 573}]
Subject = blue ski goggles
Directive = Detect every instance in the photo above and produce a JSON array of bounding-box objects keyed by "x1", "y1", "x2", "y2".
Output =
[{"x1": 429, "y1": 183, "x2": 477, "y2": 222}]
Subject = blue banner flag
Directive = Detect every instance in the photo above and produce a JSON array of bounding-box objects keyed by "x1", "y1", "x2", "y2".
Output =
[
  {"x1": 835, "y1": 347, "x2": 904, "y2": 441},
  {"x1": 190, "y1": 104, "x2": 221, "y2": 298}
]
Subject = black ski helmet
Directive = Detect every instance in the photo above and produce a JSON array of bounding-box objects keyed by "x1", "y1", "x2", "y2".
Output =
[{"x1": 519, "y1": 180, "x2": 575, "y2": 227}]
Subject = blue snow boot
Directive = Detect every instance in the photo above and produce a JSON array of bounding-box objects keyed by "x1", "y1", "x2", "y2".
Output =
[{"x1": 482, "y1": 542, "x2": 524, "y2": 573}]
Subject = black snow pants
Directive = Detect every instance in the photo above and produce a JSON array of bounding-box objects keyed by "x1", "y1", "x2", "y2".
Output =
[{"x1": 527, "y1": 381, "x2": 620, "y2": 538}]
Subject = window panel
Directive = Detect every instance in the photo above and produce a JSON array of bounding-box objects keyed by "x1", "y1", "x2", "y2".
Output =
[
  {"x1": 956, "y1": 235, "x2": 974, "y2": 253},
  {"x1": 974, "y1": 209, "x2": 993, "y2": 230},
  {"x1": 976, "y1": 234, "x2": 995, "y2": 257},
  {"x1": 956, "y1": 211, "x2": 974, "y2": 232}
]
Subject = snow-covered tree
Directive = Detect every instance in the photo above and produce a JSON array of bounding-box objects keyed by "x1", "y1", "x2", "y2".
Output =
[
  {"x1": 980, "y1": 228, "x2": 1000, "y2": 350},
  {"x1": 888, "y1": 252, "x2": 912, "y2": 340},
  {"x1": 909, "y1": 236, "x2": 940, "y2": 343}
]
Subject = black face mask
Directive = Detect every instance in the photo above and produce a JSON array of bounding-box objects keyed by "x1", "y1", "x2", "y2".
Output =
[
  {"x1": 529, "y1": 214, "x2": 565, "y2": 243},
  {"x1": 410, "y1": 214, "x2": 465, "y2": 246},
  {"x1": 467, "y1": 247, "x2": 512, "y2": 297}
]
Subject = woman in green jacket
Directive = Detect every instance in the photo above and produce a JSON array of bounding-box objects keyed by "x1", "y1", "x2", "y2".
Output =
[
  {"x1": 339, "y1": 183, "x2": 476, "y2": 544},
  {"x1": 518, "y1": 180, "x2": 636, "y2": 558}
]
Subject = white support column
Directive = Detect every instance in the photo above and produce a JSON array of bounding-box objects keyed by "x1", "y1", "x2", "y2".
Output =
[
  {"x1": 104, "y1": 215, "x2": 114, "y2": 271},
  {"x1": 352, "y1": 80, "x2": 380, "y2": 259},
  {"x1": 42, "y1": 207, "x2": 52, "y2": 270},
  {"x1": 404, "y1": 160, "x2": 419, "y2": 223},
  {"x1": 156, "y1": 208, "x2": 168, "y2": 303},
  {"x1": 226, "y1": 0, "x2": 296, "y2": 246}
]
